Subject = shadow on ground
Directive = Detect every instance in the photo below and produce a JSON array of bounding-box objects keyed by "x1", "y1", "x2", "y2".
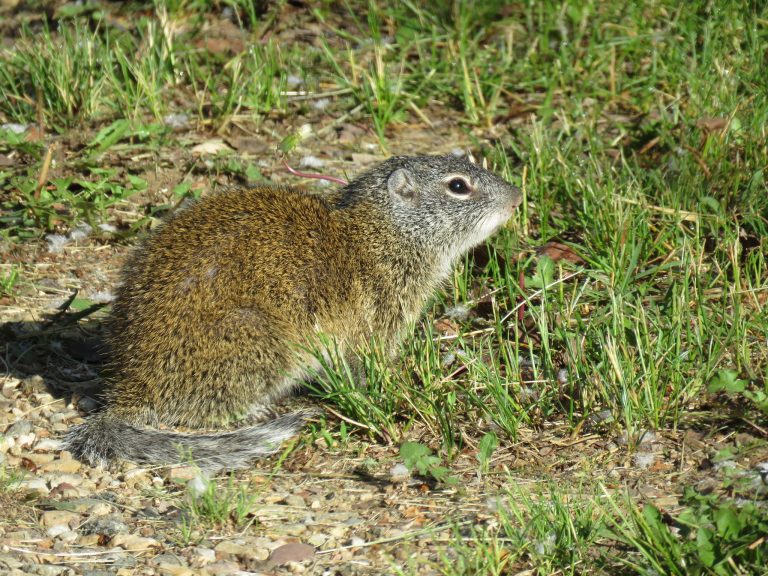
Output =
[{"x1": 0, "y1": 297, "x2": 109, "y2": 407}]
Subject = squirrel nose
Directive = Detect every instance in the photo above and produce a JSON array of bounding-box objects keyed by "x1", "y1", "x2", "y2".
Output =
[{"x1": 509, "y1": 185, "x2": 523, "y2": 208}]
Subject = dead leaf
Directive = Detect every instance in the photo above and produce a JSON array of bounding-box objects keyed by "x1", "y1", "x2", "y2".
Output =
[
  {"x1": 49, "y1": 482, "x2": 77, "y2": 497},
  {"x1": 350, "y1": 153, "x2": 384, "y2": 165},
  {"x1": 434, "y1": 318, "x2": 459, "y2": 336},
  {"x1": 225, "y1": 136, "x2": 270, "y2": 155},
  {"x1": 696, "y1": 117, "x2": 728, "y2": 132},
  {"x1": 190, "y1": 139, "x2": 232, "y2": 156},
  {"x1": 337, "y1": 123, "x2": 365, "y2": 144},
  {"x1": 20, "y1": 457, "x2": 38, "y2": 472},
  {"x1": 536, "y1": 241, "x2": 584, "y2": 264},
  {"x1": 269, "y1": 542, "x2": 315, "y2": 565}
]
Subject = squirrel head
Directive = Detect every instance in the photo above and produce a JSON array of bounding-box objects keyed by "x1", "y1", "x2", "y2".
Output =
[{"x1": 338, "y1": 154, "x2": 522, "y2": 273}]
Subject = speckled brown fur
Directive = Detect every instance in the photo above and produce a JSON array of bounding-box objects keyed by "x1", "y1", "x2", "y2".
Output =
[{"x1": 66, "y1": 154, "x2": 522, "y2": 471}]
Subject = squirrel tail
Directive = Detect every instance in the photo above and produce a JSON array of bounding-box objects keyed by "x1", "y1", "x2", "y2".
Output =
[{"x1": 65, "y1": 411, "x2": 310, "y2": 472}]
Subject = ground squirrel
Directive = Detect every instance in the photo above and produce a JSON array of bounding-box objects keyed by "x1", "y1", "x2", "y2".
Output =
[{"x1": 66, "y1": 154, "x2": 522, "y2": 471}]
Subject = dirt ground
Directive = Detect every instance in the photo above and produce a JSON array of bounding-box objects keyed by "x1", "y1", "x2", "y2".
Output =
[
  {"x1": 2, "y1": 2, "x2": 768, "y2": 575},
  {"x1": 3, "y1": 167, "x2": 766, "y2": 573}
]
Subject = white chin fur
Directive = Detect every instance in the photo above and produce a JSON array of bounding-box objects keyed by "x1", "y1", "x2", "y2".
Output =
[
  {"x1": 461, "y1": 211, "x2": 509, "y2": 252},
  {"x1": 438, "y1": 211, "x2": 510, "y2": 276}
]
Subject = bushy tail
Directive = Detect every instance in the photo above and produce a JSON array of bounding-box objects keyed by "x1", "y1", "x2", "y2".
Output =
[{"x1": 65, "y1": 412, "x2": 310, "y2": 472}]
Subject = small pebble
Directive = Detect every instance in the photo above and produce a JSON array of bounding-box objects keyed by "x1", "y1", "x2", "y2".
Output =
[
  {"x1": 284, "y1": 494, "x2": 307, "y2": 508},
  {"x1": 191, "y1": 547, "x2": 216, "y2": 564},
  {"x1": 40, "y1": 459, "x2": 81, "y2": 474},
  {"x1": 20, "y1": 478, "x2": 50, "y2": 496},
  {"x1": 1, "y1": 123, "x2": 27, "y2": 134},
  {"x1": 40, "y1": 510, "x2": 80, "y2": 528},
  {"x1": 76, "y1": 396, "x2": 100, "y2": 413},
  {"x1": 69, "y1": 224, "x2": 92, "y2": 242},
  {"x1": 57, "y1": 530, "x2": 79, "y2": 544},
  {"x1": 34, "y1": 438, "x2": 62, "y2": 452},
  {"x1": 389, "y1": 463, "x2": 410, "y2": 480},
  {"x1": 163, "y1": 113, "x2": 189, "y2": 130},
  {"x1": 306, "y1": 533, "x2": 327, "y2": 547},
  {"x1": 83, "y1": 515, "x2": 129, "y2": 536},
  {"x1": 299, "y1": 155, "x2": 325, "y2": 168},
  {"x1": 46, "y1": 234, "x2": 70, "y2": 254},
  {"x1": 46, "y1": 524, "x2": 71, "y2": 538},
  {"x1": 634, "y1": 453, "x2": 656, "y2": 469},
  {"x1": 214, "y1": 540, "x2": 249, "y2": 557},
  {"x1": 111, "y1": 534, "x2": 160, "y2": 551},
  {"x1": 186, "y1": 474, "x2": 210, "y2": 498},
  {"x1": 6, "y1": 420, "x2": 32, "y2": 437}
]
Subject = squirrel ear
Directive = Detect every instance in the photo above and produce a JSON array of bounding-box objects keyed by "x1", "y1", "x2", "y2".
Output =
[{"x1": 387, "y1": 168, "x2": 418, "y2": 204}]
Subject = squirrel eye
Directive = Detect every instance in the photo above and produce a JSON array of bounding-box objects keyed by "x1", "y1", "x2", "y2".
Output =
[{"x1": 448, "y1": 178, "x2": 471, "y2": 195}]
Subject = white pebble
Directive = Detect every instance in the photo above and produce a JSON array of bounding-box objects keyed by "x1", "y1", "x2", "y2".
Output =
[
  {"x1": 163, "y1": 113, "x2": 189, "y2": 129},
  {"x1": 187, "y1": 474, "x2": 211, "y2": 498},
  {"x1": 1, "y1": 123, "x2": 27, "y2": 134},
  {"x1": 88, "y1": 291, "x2": 115, "y2": 303},
  {"x1": 634, "y1": 453, "x2": 656, "y2": 469},
  {"x1": 35, "y1": 438, "x2": 63, "y2": 452},
  {"x1": 46, "y1": 234, "x2": 69, "y2": 254},
  {"x1": 300, "y1": 155, "x2": 325, "y2": 169},
  {"x1": 69, "y1": 224, "x2": 92, "y2": 241},
  {"x1": 46, "y1": 524, "x2": 71, "y2": 538},
  {"x1": 389, "y1": 463, "x2": 410, "y2": 480}
]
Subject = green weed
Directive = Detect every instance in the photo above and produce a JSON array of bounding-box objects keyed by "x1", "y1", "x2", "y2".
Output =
[
  {"x1": 180, "y1": 474, "x2": 256, "y2": 532},
  {"x1": 399, "y1": 441, "x2": 458, "y2": 485},
  {"x1": 0, "y1": 21, "x2": 109, "y2": 130},
  {"x1": 0, "y1": 266, "x2": 20, "y2": 298},
  {"x1": 306, "y1": 336, "x2": 403, "y2": 443},
  {"x1": 440, "y1": 483, "x2": 605, "y2": 575},
  {"x1": 605, "y1": 487, "x2": 768, "y2": 575}
]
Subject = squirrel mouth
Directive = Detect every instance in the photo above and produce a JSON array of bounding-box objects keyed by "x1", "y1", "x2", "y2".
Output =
[{"x1": 509, "y1": 186, "x2": 523, "y2": 209}]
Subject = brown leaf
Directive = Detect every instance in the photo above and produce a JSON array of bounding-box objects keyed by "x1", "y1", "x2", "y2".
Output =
[
  {"x1": 537, "y1": 241, "x2": 584, "y2": 264},
  {"x1": 225, "y1": 136, "x2": 270, "y2": 155},
  {"x1": 696, "y1": 117, "x2": 728, "y2": 132},
  {"x1": 337, "y1": 123, "x2": 366, "y2": 144},
  {"x1": 20, "y1": 457, "x2": 38, "y2": 472},
  {"x1": 49, "y1": 482, "x2": 77, "y2": 497},
  {"x1": 269, "y1": 542, "x2": 315, "y2": 565},
  {"x1": 190, "y1": 139, "x2": 232, "y2": 156},
  {"x1": 25, "y1": 126, "x2": 45, "y2": 141},
  {"x1": 434, "y1": 318, "x2": 459, "y2": 336}
]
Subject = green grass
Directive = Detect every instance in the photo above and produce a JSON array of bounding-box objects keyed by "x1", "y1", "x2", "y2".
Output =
[
  {"x1": 604, "y1": 486, "x2": 768, "y2": 575},
  {"x1": 1, "y1": 0, "x2": 767, "y2": 573},
  {"x1": 177, "y1": 474, "x2": 257, "y2": 544}
]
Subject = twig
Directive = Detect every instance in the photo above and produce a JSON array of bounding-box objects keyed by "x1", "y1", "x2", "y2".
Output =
[
  {"x1": 322, "y1": 405, "x2": 376, "y2": 433},
  {"x1": 614, "y1": 196, "x2": 700, "y2": 223},
  {"x1": 282, "y1": 159, "x2": 348, "y2": 186},
  {"x1": 317, "y1": 520, "x2": 472, "y2": 554},
  {"x1": 8, "y1": 546, "x2": 145, "y2": 557},
  {"x1": 281, "y1": 87, "x2": 354, "y2": 101},
  {"x1": 500, "y1": 269, "x2": 584, "y2": 325},
  {"x1": 35, "y1": 143, "x2": 55, "y2": 200}
]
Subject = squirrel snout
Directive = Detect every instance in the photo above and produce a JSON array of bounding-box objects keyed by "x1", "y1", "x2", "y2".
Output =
[{"x1": 508, "y1": 185, "x2": 523, "y2": 208}]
